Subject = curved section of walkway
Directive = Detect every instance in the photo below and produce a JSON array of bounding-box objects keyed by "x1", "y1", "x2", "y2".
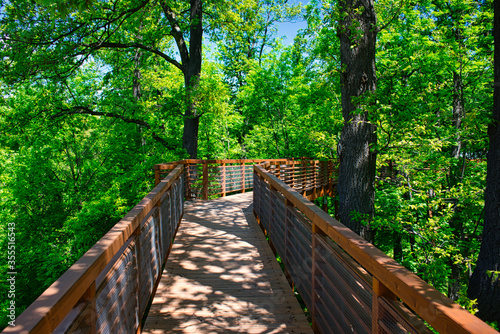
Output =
[{"x1": 143, "y1": 192, "x2": 313, "y2": 334}]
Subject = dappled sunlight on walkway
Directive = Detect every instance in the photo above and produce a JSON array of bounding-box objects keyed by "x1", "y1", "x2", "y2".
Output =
[{"x1": 143, "y1": 192, "x2": 313, "y2": 334}]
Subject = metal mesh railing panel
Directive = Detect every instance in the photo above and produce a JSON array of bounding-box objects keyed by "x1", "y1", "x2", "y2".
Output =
[
  {"x1": 254, "y1": 175, "x2": 271, "y2": 233},
  {"x1": 59, "y1": 301, "x2": 94, "y2": 333},
  {"x1": 187, "y1": 164, "x2": 203, "y2": 199},
  {"x1": 160, "y1": 190, "x2": 172, "y2": 260},
  {"x1": 378, "y1": 296, "x2": 427, "y2": 334},
  {"x1": 95, "y1": 243, "x2": 139, "y2": 333},
  {"x1": 223, "y1": 165, "x2": 244, "y2": 192},
  {"x1": 284, "y1": 206, "x2": 313, "y2": 308},
  {"x1": 171, "y1": 176, "x2": 183, "y2": 230},
  {"x1": 138, "y1": 212, "x2": 161, "y2": 316},
  {"x1": 314, "y1": 234, "x2": 373, "y2": 334},
  {"x1": 269, "y1": 189, "x2": 286, "y2": 256}
]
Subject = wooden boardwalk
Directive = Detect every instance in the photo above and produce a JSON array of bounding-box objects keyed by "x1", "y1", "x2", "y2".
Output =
[{"x1": 143, "y1": 192, "x2": 314, "y2": 334}]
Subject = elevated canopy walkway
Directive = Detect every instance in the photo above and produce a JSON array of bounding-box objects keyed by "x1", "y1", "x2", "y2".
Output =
[
  {"x1": 143, "y1": 193, "x2": 313, "y2": 333},
  {"x1": 4, "y1": 159, "x2": 497, "y2": 334}
]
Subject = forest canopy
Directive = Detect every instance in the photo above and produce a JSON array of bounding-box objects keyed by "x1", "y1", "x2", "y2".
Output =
[{"x1": 0, "y1": 0, "x2": 498, "y2": 329}]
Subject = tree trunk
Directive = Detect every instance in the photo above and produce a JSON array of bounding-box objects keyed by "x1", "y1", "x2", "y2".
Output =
[
  {"x1": 182, "y1": 0, "x2": 203, "y2": 159},
  {"x1": 468, "y1": 0, "x2": 500, "y2": 323},
  {"x1": 451, "y1": 70, "x2": 464, "y2": 159},
  {"x1": 182, "y1": 109, "x2": 200, "y2": 159},
  {"x1": 133, "y1": 47, "x2": 142, "y2": 100},
  {"x1": 337, "y1": 0, "x2": 378, "y2": 242}
]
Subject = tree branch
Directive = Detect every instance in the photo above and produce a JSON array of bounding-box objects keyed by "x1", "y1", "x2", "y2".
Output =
[
  {"x1": 377, "y1": 0, "x2": 405, "y2": 33},
  {"x1": 51, "y1": 106, "x2": 177, "y2": 149},
  {"x1": 158, "y1": 0, "x2": 190, "y2": 67},
  {"x1": 87, "y1": 41, "x2": 183, "y2": 70}
]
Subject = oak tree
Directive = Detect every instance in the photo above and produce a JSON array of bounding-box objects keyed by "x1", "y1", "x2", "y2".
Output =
[
  {"x1": 337, "y1": 0, "x2": 378, "y2": 242},
  {"x1": 468, "y1": 0, "x2": 500, "y2": 323}
]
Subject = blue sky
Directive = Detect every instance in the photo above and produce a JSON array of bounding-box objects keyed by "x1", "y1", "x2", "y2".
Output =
[
  {"x1": 277, "y1": 19, "x2": 308, "y2": 45},
  {"x1": 276, "y1": 0, "x2": 309, "y2": 45}
]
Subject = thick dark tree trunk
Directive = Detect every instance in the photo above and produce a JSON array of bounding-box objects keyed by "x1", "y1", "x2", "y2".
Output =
[
  {"x1": 160, "y1": 0, "x2": 203, "y2": 159},
  {"x1": 468, "y1": 0, "x2": 500, "y2": 323},
  {"x1": 181, "y1": 0, "x2": 203, "y2": 159},
  {"x1": 182, "y1": 110, "x2": 200, "y2": 159},
  {"x1": 337, "y1": 0, "x2": 378, "y2": 242}
]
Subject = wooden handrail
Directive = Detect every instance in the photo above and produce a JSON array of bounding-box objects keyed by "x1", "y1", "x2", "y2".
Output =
[
  {"x1": 4, "y1": 165, "x2": 185, "y2": 334},
  {"x1": 253, "y1": 164, "x2": 497, "y2": 334}
]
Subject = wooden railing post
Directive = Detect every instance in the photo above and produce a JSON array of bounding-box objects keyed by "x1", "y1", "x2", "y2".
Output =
[
  {"x1": 221, "y1": 163, "x2": 226, "y2": 197},
  {"x1": 80, "y1": 281, "x2": 97, "y2": 333},
  {"x1": 202, "y1": 161, "x2": 208, "y2": 200},
  {"x1": 186, "y1": 162, "x2": 192, "y2": 200},
  {"x1": 312, "y1": 160, "x2": 318, "y2": 199},
  {"x1": 154, "y1": 168, "x2": 161, "y2": 186},
  {"x1": 372, "y1": 277, "x2": 397, "y2": 334},
  {"x1": 241, "y1": 162, "x2": 246, "y2": 193}
]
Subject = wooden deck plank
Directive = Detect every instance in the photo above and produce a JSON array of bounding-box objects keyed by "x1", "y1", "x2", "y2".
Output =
[{"x1": 143, "y1": 193, "x2": 313, "y2": 334}]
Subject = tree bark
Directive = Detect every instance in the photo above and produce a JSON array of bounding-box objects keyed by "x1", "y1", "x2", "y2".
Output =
[
  {"x1": 451, "y1": 70, "x2": 464, "y2": 159},
  {"x1": 337, "y1": 0, "x2": 378, "y2": 242},
  {"x1": 182, "y1": 0, "x2": 203, "y2": 159},
  {"x1": 160, "y1": 0, "x2": 203, "y2": 159},
  {"x1": 468, "y1": 0, "x2": 500, "y2": 322}
]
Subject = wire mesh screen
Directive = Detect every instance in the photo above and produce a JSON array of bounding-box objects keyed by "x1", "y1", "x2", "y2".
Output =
[
  {"x1": 222, "y1": 165, "x2": 244, "y2": 193},
  {"x1": 187, "y1": 164, "x2": 203, "y2": 198},
  {"x1": 377, "y1": 296, "x2": 430, "y2": 334},
  {"x1": 268, "y1": 189, "x2": 286, "y2": 254},
  {"x1": 59, "y1": 241, "x2": 140, "y2": 334},
  {"x1": 169, "y1": 175, "x2": 183, "y2": 233},
  {"x1": 160, "y1": 189, "x2": 172, "y2": 261},
  {"x1": 314, "y1": 234, "x2": 373, "y2": 334},
  {"x1": 284, "y1": 205, "x2": 313, "y2": 308},
  {"x1": 138, "y1": 209, "x2": 162, "y2": 316},
  {"x1": 253, "y1": 174, "x2": 271, "y2": 233},
  {"x1": 95, "y1": 243, "x2": 140, "y2": 334},
  {"x1": 58, "y1": 300, "x2": 95, "y2": 333}
]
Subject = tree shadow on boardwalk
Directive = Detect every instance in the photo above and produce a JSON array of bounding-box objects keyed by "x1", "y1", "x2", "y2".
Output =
[{"x1": 143, "y1": 193, "x2": 312, "y2": 334}]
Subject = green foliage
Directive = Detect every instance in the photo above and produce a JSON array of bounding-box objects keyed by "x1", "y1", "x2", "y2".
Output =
[
  {"x1": 0, "y1": 0, "x2": 495, "y2": 329},
  {"x1": 238, "y1": 45, "x2": 342, "y2": 158},
  {"x1": 0, "y1": 62, "x2": 183, "y2": 328}
]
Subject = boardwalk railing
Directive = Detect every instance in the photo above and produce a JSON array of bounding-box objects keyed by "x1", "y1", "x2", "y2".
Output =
[
  {"x1": 253, "y1": 162, "x2": 497, "y2": 334},
  {"x1": 5, "y1": 166, "x2": 185, "y2": 334},
  {"x1": 154, "y1": 159, "x2": 336, "y2": 200}
]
